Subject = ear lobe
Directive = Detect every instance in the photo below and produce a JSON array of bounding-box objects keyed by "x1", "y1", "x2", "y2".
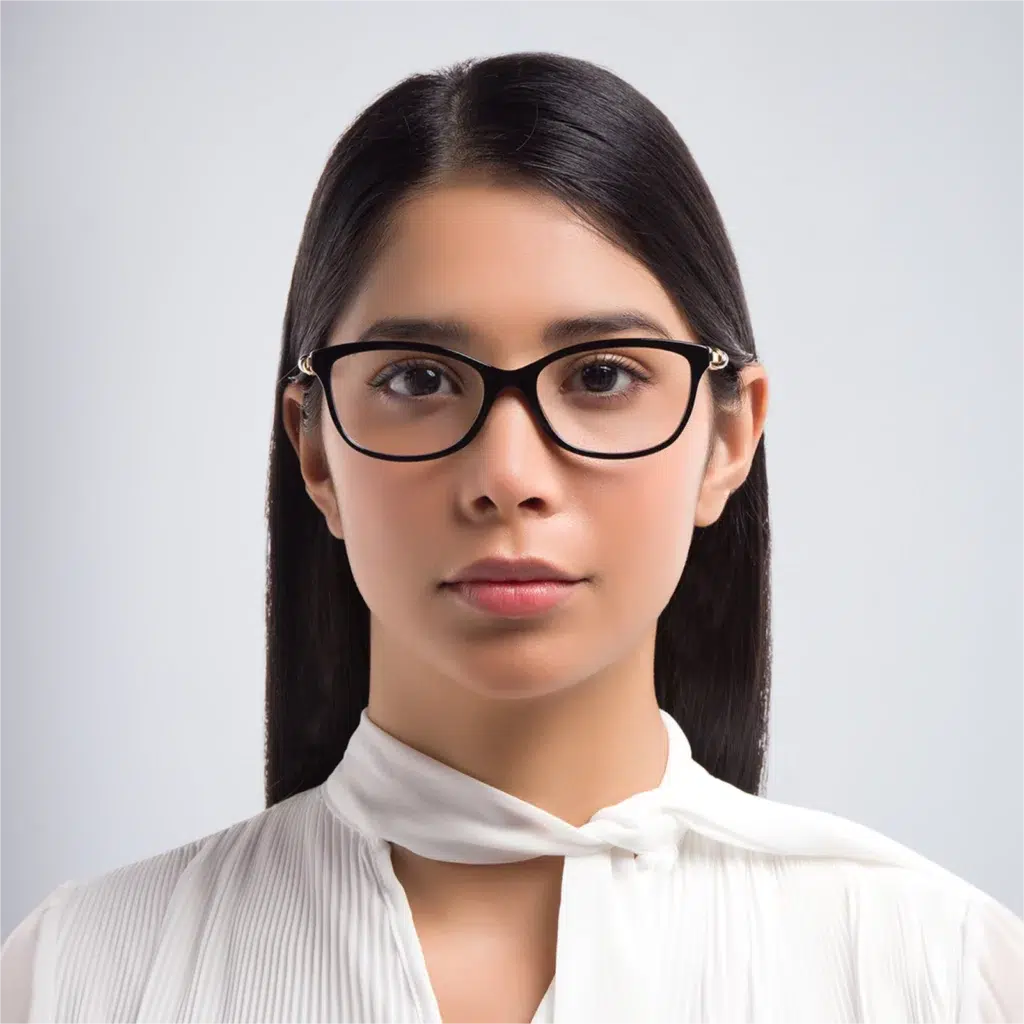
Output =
[
  {"x1": 282, "y1": 383, "x2": 345, "y2": 541},
  {"x1": 304, "y1": 476, "x2": 345, "y2": 541},
  {"x1": 693, "y1": 471, "x2": 733, "y2": 528},
  {"x1": 693, "y1": 367, "x2": 769, "y2": 527},
  {"x1": 322, "y1": 505, "x2": 345, "y2": 541},
  {"x1": 302, "y1": 460, "x2": 344, "y2": 541}
]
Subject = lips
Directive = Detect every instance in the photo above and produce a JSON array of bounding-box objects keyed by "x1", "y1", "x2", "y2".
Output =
[
  {"x1": 444, "y1": 557, "x2": 582, "y2": 585},
  {"x1": 443, "y1": 579, "x2": 583, "y2": 617}
]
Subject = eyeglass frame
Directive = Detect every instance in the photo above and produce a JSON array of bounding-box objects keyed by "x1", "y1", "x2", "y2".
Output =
[{"x1": 285, "y1": 337, "x2": 731, "y2": 462}]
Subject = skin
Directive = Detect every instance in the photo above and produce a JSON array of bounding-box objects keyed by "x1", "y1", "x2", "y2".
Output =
[{"x1": 282, "y1": 180, "x2": 769, "y2": 1021}]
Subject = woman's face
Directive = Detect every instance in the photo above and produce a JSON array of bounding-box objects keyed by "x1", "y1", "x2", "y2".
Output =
[{"x1": 283, "y1": 181, "x2": 767, "y2": 703}]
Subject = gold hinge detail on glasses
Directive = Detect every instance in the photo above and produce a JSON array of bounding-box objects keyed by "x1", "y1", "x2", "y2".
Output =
[{"x1": 709, "y1": 347, "x2": 729, "y2": 370}]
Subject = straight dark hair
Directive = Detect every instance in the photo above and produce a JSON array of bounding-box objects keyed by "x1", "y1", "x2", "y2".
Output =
[{"x1": 265, "y1": 52, "x2": 772, "y2": 808}]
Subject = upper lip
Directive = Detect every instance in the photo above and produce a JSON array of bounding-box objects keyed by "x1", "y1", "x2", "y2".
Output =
[{"x1": 443, "y1": 557, "x2": 585, "y2": 584}]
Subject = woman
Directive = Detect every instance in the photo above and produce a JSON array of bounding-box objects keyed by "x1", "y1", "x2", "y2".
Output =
[{"x1": 2, "y1": 52, "x2": 1020, "y2": 1024}]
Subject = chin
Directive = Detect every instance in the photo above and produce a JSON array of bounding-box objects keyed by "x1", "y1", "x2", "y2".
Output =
[
  {"x1": 443, "y1": 645, "x2": 592, "y2": 702},
  {"x1": 460, "y1": 678, "x2": 572, "y2": 702}
]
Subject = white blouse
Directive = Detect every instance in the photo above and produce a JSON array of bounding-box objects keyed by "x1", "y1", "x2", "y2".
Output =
[{"x1": 2, "y1": 708, "x2": 1021, "y2": 1023}]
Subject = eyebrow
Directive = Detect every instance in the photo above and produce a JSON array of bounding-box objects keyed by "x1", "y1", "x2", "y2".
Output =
[{"x1": 355, "y1": 311, "x2": 677, "y2": 348}]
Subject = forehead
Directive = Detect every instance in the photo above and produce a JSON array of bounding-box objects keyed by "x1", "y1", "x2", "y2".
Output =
[{"x1": 335, "y1": 183, "x2": 688, "y2": 343}]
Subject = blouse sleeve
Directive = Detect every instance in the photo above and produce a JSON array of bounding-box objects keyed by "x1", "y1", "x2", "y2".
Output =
[
  {"x1": 1, "y1": 882, "x2": 79, "y2": 1024},
  {"x1": 959, "y1": 891, "x2": 1024, "y2": 1024}
]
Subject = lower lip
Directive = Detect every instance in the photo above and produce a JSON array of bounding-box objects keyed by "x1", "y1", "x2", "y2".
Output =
[{"x1": 442, "y1": 580, "x2": 584, "y2": 617}]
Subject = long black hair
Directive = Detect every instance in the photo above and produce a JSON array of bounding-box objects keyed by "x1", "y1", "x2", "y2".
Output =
[{"x1": 264, "y1": 52, "x2": 771, "y2": 808}]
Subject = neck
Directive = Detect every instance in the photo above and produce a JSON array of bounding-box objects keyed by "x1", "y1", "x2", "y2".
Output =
[{"x1": 365, "y1": 618, "x2": 669, "y2": 828}]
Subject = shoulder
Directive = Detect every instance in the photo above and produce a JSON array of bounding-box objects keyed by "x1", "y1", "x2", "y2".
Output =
[
  {"x1": 58, "y1": 784, "x2": 328, "y2": 929},
  {"x1": 2, "y1": 784, "x2": 374, "y2": 1023},
  {"x1": 1, "y1": 882, "x2": 78, "y2": 1023},
  {"x1": 680, "y1": 802, "x2": 1022, "y2": 1023},
  {"x1": 959, "y1": 887, "x2": 1023, "y2": 1023},
  {"x1": 682, "y1": 819, "x2": 981, "y2": 935}
]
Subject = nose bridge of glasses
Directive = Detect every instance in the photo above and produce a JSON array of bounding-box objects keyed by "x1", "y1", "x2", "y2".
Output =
[
  {"x1": 472, "y1": 361, "x2": 551, "y2": 441},
  {"x1": 481, "y1": 366, "x2": 544, "y2": 417}
]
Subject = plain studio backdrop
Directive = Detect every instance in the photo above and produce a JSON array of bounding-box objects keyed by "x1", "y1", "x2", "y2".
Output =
[{"x1": 1, "y1": 2, "x2": 1021, "y2": 940}]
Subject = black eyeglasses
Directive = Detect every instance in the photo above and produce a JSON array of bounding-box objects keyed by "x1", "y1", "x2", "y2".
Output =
[{"x1": 285, "y1": 337, "x2": 731, "y2": 462}]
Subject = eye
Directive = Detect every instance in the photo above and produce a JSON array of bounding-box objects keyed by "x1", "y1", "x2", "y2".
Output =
[
  {"x1": 368, "y1": 360, "x2": 463, "y2": 399},
  {"x1": 562, "y1": 353, "x2": 652, "y2": 398}
]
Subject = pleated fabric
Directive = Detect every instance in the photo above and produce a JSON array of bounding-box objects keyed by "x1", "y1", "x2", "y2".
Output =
[{"x1": 2, "y1": 709, "x2": 1021, "y2": 1023}]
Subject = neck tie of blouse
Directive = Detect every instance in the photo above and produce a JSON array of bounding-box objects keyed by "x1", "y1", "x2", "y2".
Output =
[{"x1": 324, "y1": 708, "x2": 972, "y2": 1023}]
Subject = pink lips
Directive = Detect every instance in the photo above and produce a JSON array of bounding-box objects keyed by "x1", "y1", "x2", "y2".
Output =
[{"x1": 443, "y1": 580, "x2": 583, "y2": 617}]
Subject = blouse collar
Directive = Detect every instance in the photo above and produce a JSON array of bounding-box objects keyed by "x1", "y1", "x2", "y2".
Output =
[
  {"x1": 322, "y1": 706, "x2": 975, "y2": 1022},
  {"x1": 324, "y1": 707, "x2": 690, "y2": 870}
]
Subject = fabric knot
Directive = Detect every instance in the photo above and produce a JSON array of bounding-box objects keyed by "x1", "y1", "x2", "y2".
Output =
[
  {"x1": 634, "y1": 845, "x2": 679, "y2": 872},
  {"x1": 585, "y1": 797, "x2": 684, "y2": 854}
]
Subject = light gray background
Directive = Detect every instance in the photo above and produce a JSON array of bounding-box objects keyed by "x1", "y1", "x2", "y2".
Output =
[{"x1": 2, "y1": 1, "x2": 1022, "y2": 939}]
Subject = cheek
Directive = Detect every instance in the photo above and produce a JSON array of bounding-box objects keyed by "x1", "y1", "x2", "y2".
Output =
[
  {"x1": 327, "y1": 450, "x2": 435, "y2": 611},
  {"x1": 587, "y1": 416, "x2": 709, "y2": 618},
  {"x1": 594, "y1": 456, "x2": 700, "y2": 589}
]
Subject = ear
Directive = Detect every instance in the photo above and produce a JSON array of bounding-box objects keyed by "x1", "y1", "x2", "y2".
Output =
[
  {"x1": 694, "y1": 365, "x2": 769, "y2": 528},
  {"x1": 281, "y1": 382, "x2": 345, "y2": 540}
]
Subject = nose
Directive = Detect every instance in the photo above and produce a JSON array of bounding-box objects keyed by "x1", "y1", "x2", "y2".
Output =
[
  {"x1": 471, "y1": 385, "x2": 554, "y2": 455},
  {"x1": 452, "y1": 383, "x2": 570, "y2": 519}
]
